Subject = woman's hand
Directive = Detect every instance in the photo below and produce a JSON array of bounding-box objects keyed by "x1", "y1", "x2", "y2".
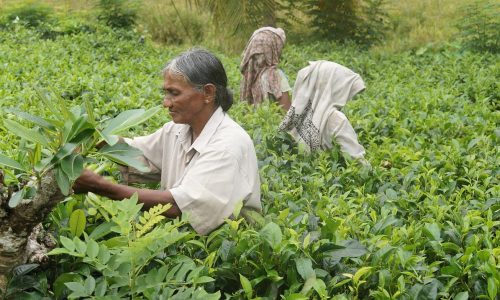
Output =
[{"x1": 73, "y1": 169, "x2": 104, "y2": 194}]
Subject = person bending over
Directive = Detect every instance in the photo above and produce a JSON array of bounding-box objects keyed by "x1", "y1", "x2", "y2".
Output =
[
  {"x1": 74, "y1": 49, "x2": 261, "y2": 235},
  {"x1": 279, "y1": 60, "x2": 369, "y2": 165},
  {"x1": 240, "y1": 27, "x2": 292, "y2": 111}
]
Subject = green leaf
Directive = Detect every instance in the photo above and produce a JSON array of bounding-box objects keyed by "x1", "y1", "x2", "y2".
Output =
[
  {"x1": 314, "y1": 243, "x2": 345, "y2": 254},
  {"x1": 53, "y1": 143, "x2": 78, "y2": 163},
  {"x1": 83, "y1": 98, "x2": 96, "y2": 125},
  {"x1": 296, "y1": 257, "x2": 315, "y2": 281},
  {"x1": 35, "y1": 155, "x2": 54, "y2": 172},
  {"x1": 325, "y1": 240, "x2": 367, "y2": 260},
  {"x1": 86, "y1": 239, "x2": 99, "y2": 259},
  {"x1": 453, "y1": 291, "x2": 468, "y2": 300},
  {"x1": 53, "y1": 273, "x2": 81, "y2": 299},
  {"x1": 69, "y1": 209, "x2": 86, "y2": 238},
  {"x1": 353, "y1": 267, "x2": 372, "y2": 284},
  {"x1": 99, "y1": 143, "x2": 149, "y2": 172},
  {"x1": 59, "y1": 236, "x2": 76, "y2": 252},
  {"x1": 35, "y1": 86, "x2": 61, "y2": 120},
  {"x1": 11, "y1": 264, "x2": 39, "y2": 277},
  {"x1": 232, "y1": 200, "x2": 243, "y2": 218},
  {"x1": 0, "y1": 152, "x2": 26, "y2": 171},
  {"x1": 300, "y1": 277, "x2": 316, "y2": 295},
  {"x1": 423, "y1": 223, "x2": 441, "y2": 241},
  {"x1": 97, "y1": 130, "x2": 120, "y2": 146},
  {"x1": 259, "y1": 222, "x2": 282, "y2": 250},
  {"x1": 61, "y1": 153, "x2": 84, "y2": 181},
  {"x1": 285, "y1": 294, "x2": 309, "y2": 300},
  {"x1": 101, "y1": 106, "x2": 162, "y2": 136},
  {"x1": 371, "y1": 215, "x2": 399, "y2": 234},
  {"x1": 5, "y1": 108, "x2": 56, "y2": 130},
  {"x1": 477, "y1": 249, "x2": 490, "y2": 262},
  {"x1": 65, "y1": 282, "x2": 88, "y2": 298},
  {"x1": 8, "y1": 188, "x2": 25, "y2": 208},
  {"x1": 97, "y1": 245, "x2": 111, "y2": 264},
  {"x1": 47, "y1": 248, "x2": 71, "y2": 255},
  {"x1": 193, "y1": 276, "x2": 215, "y2": 285},
  {"x1": 74, "y1": 237, "x2": 87, "y2": 254},
  {"x1": 94, "y1": 277, "x2": 107, "y2": 297},
  {"x1": 312, "y1": 278, "x2": 327, "y2": 298},
  {"x1": 3, "y1": 119, "x2": 50, "y2": 147},
  {"x1": 48, "y1": 86, "x2": 76, "y2": 122},
  {"x1": 239, "y1": 273, "x2": 253, "y2": 298},
  {"x1": 441, "y1": 264, "x2": 461, "y2": 277},
  {"x1": 64, "y1": 116, "x2": 95, "y2": 144},
  {"x1": 55, "y1": 167, "x2": 71, "y2": 196},
  {"x1": 487, "y1": 276, "x2": 497, "y2": 300},
  {"x1": 89, "y1": 222, "x2": 114, "y2": 240},
  {"x1": 84, "y1": 276, "x2": 95, "y2": 295}
]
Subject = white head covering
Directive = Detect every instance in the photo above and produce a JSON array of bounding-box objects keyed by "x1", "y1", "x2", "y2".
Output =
[{"x1": 279, "y1": 60, "x2": 365, "y2": 151}]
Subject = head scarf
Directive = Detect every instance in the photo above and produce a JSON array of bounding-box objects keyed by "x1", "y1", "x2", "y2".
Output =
[
  {"x1": 240, "y1": 27, "x2": 286, "y2": 104},
  {"x1": 279, "y1": 60, "x2": 365, "y2": 151}
]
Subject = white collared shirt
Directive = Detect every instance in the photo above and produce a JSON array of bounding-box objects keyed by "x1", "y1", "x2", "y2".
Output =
[{"x1": 124, "y1": 107, "x2": 261, "y2": 234}]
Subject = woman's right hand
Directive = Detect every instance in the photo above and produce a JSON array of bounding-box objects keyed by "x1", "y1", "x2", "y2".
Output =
[{"x1": 73, "y1": 169, "x2": 104, "y2": 194}]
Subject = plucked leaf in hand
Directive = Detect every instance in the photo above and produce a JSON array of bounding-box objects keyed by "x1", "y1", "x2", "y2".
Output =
[
  {"x1": 101, "y1": 106, "x2": 162, "y2": 135},
  {"x1": 61, "y1": 153, "x2": 84, "y2": 181},
  {"x1": 99, "y1": 143, "x2": 149, "y2": 172}
]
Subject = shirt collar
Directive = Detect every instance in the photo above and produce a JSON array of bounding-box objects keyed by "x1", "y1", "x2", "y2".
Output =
[
  {"x1": 190, "y1": 107, "x2": 225, "y2": 153},
  {"x1": 176, "y1": 107, "x2": 225, "y2": 153}
]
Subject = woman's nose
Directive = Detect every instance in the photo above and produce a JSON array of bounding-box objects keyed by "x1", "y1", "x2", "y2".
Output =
[{"x1": 163, "y1": 97, "x2": 172, "y2": 108}]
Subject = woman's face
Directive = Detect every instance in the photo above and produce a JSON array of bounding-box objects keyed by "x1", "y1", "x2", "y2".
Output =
[{"x1": 162, "y1": 71, "x2": 206, "y2": 126}]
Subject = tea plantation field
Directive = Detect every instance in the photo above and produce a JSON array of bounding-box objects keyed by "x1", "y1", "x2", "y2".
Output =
[{"x1": 0, "y1": 26, "x2": 499, "y2": 299}]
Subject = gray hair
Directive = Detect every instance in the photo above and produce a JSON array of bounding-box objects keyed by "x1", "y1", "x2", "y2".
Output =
[{"x1": 163, "y1": 49, "x2": 233, "y2": 111}]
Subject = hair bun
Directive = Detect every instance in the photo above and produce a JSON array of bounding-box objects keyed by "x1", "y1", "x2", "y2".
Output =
[{"x1": 221, "y1": 87, "x2": 233, "y2": 111}]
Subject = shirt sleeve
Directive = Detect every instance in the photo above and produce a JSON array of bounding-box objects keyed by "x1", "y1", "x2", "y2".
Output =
[{"x1": 169, "y1": 149, "x2": 252, "y2": 235}]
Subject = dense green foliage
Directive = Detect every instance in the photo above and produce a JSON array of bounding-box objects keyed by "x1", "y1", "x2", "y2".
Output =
[
  {"x1": 5, "y1": 3, "x2": 55, "y2": 28},
  {"x1": 300, "y1": 0, "x2": 389, "y2": 47},
  {"x1": 97, "y1": 0, "x2": 138, "y2": 29},
  {"x1": 456, "y1": 0, "x2": 499, "y2": 53},
  {"x1": 0, "y1": 22, "x2": 499, "y2": 300}
]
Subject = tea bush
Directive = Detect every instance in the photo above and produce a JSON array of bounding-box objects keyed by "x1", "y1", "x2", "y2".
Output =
[
  {"x1": 0, "y1": 25, "x2": 498, "y2": 299},
  {"x1": 5, "y1": 3, "x2": 55, "y2": 28}
]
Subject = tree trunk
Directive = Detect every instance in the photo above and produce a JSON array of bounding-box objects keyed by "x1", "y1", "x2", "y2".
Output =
[{"x1": 0, "y1": 170, "x2": 64, "y2": 290}]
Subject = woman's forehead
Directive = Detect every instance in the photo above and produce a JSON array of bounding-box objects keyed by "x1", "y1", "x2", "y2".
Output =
[{"x1": 163, "y1": 71, "x2": 188, "y2": 87}]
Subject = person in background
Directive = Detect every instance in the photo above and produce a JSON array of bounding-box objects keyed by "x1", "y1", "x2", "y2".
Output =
[
  {"x1": 240, "y1": 26, "x2": 292, "y2": 111},
  {"x1": 73, "y1": 49, "x2": 261, "y2": 235},
  {"x1": 279, "y1": 60, "x2": 369, "y2": 165}
]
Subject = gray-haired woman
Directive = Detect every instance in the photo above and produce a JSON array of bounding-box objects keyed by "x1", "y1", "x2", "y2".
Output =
[{"x1": 74, "y1": 49, "x2": 261, "y2": 235}]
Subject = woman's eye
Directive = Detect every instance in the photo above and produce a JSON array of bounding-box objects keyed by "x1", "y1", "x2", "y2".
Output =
[{"x1": 163, "y1": 90, "x2": 178, "y2": 98}]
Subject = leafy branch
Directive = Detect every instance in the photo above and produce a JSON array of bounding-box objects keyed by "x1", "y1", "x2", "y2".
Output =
[{"x1": 0, "y1": 87, "x2": 161, "y2": 204}]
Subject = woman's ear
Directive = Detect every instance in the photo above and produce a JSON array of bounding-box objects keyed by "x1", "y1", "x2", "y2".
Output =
[{"x1": 203, "y1": 84, "x2": 216, "y2": 103}]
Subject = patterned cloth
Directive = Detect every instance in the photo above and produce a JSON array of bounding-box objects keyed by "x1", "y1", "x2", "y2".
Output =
[
  {"x1": 240, "y1": 27, "x2": 286, "y2": 104},
  {"x1": 279, "y1": 61, "x2": 366, "y2": 154}
]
